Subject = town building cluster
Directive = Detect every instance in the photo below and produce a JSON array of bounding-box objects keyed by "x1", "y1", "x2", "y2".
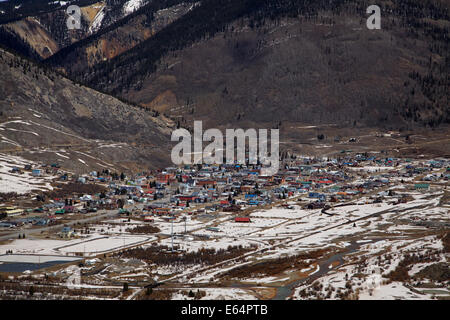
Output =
[{"x1": 1, "y1": 154, "x2": 448, "y2": 235}]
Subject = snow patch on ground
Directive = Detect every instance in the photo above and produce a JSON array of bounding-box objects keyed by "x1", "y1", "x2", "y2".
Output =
[
  {"x1": 88, "y1": 5, "x2": 105, "y2": 34},
  {"x1": 0, "y1": 153, "x2": 55, "y2": 194},
  {"x1": 172, "y1": 288, "x2": 257, "y2": 300},
  {"x1": 123, "y1": 0, "x2": 145, "y2": 15},
  {"x1": 359, "y1": 282, "x2": 432, "y2": 300}
]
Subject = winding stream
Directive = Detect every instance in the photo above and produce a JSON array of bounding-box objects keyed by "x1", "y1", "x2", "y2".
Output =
[{"x1": 272, "y1": 240, "x2": 376, "y2": 300}]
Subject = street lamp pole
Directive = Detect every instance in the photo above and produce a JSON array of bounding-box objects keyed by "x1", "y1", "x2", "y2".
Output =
[{"x1": 171, "y1": 219, "x2": 174, "y2": 252}]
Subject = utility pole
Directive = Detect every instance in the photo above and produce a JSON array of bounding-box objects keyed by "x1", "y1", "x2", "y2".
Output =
[{"x1": 171, "y1": 218, "x2": 174, "y2": 252}]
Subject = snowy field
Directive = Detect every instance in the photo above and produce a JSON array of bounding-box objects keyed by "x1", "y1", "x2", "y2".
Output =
[
  {"x1": 157, "y1": 237, "x2": 260, "y2": 253},
  {"x1": 172, "y1": 288, "x2": 257, "y2": 300},
  {"x1": 0, "y1": 153, "x2": 55, "y2": 194},
  {"x1": 250, "y1": 206, "x2": 314, "y2": 219},
  {"x1": 0, "y1": 254, "x2": 80, "y2": 264},
  {"x1": 154, "y1": 217, "x2": 207, "y2": 234},
  {"x1": 0, "y1": 234, "x2": 154, "y2": 257},
  {"x1": 57, "y1": 235, "x2": 152, "y2": 255}
]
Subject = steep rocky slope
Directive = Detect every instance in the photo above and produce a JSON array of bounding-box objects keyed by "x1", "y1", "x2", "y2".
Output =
[
  {"x1": 48, "y1": 1, "x2": 198, "y2": 70},
  {"x1": 0, "y1": 47, "x2": 174, "y2": 173},
  {"x1": 0, "y1": 0, "x2": 154, "y2": 59}
]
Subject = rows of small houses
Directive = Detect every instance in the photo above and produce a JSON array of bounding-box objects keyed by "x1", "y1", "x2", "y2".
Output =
[{"x1": 1, "y1": 155, "x2": 448, "y2": 228}]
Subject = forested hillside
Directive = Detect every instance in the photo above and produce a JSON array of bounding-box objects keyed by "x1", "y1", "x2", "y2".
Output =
[
  {"x1": 45, "y1": 0, "x2": 448, "y2": 129},
  {"x1": 0, "y1": 0, "x2": 156, "y2": 59},
  {"x1": 2, "y1": 0, "x2": 449, "y2": 130}
]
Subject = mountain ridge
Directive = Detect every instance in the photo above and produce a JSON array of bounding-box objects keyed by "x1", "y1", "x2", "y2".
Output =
[
  {"x1": 43, "y1": 0, "x2": 448, "y2": 129},
  {"x1": 0, "y1": 46, "x2": 174, "y2": 173}
]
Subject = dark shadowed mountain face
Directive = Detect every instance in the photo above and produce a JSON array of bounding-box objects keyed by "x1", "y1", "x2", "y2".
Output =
[
  {"x1": 40, "y1": 0, "x2": 448, "y2": 131},
  {"x1": 0, "y1": 0, "x2": 171, "y2": 59},
  {"x1": 43, "y1": 1, "x2": 198, "y2": 71},
  {"x1": 0, "y1": 0, "x2": 103, "y2": 57},
  {"x1": 1, "y1": 0, "x2": 448, "y2": 138},
  {"x1": 0, "y1": 48, "x2": 174, "y2": 173}
]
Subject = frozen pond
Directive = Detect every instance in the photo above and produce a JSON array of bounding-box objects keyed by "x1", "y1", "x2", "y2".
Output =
[{"x1": 0, "y1": 254, "x2": 81, "y2": 272}]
